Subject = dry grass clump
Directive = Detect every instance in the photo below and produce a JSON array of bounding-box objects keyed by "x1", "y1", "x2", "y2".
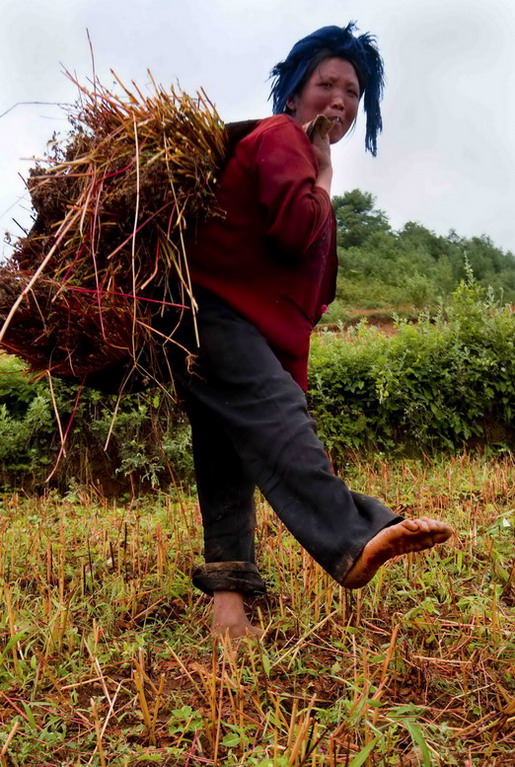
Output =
[
  {"x1": 0, "y1": 72, "x2": 227, "y2": 388},
  {"x1": 0, "y1": 455, "x2": 513, "y2": 765}
]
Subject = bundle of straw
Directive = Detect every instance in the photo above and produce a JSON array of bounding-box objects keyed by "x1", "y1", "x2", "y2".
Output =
[{"x1": 0, "y1": 72, "x2": 228, "y2": 391}]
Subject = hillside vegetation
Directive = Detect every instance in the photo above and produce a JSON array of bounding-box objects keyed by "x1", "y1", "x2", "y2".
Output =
[
  {"x1": 325, "y1": 190, "x2": 515, "y2": 322},
  {"x1": 0, "y1": 278, "x2": 513, "y2": 492}
]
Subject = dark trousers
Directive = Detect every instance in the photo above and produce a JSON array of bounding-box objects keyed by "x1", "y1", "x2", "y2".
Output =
[{"x1": 171, "y1": 292, "x2": 401, "y2": 595}]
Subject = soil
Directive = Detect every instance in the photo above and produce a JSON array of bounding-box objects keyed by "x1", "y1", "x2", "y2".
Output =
[{"x1": 318, "y1": 306, "x2": 419, "y2": 336}]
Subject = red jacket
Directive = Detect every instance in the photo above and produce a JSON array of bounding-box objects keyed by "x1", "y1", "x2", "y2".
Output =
[{"x1": 187, "y1": 114, "x2": 337, "y2": 390}]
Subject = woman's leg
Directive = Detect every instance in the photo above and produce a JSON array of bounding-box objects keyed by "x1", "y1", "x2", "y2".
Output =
[
  {"x1": 186, "y1": 393, "x2": 258, "y2": 568},
  {"x1": 183, "y1": 298, "x2": 451, "y2": 587},
  {"x1": 185, "y1": 393, "x2": 265, "y2": 636}
]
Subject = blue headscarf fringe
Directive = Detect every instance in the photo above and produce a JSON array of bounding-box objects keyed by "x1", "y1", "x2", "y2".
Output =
[{"x1": 269, "y1": 22, "x2": 384, "y2": 156}]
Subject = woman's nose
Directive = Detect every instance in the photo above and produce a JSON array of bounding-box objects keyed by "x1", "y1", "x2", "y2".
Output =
[{"x1": 331, "y1": 92, "x2": 344, "y2": 110}]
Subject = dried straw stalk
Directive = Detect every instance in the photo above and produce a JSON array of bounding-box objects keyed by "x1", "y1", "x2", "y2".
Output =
[{"x1": 0, "y1": 71, "x2": 227, "y2": 390}]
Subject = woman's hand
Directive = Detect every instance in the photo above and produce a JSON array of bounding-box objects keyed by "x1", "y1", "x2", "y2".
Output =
[{"x1": 304, "y1": 115, "x2": 333, "y2": 195}]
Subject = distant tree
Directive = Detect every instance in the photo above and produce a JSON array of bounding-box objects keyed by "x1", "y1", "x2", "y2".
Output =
[
  {"x1": 333, "y1": 190, "x2": 390, "y2": 248},
  {"x1": 338, "y1": 230, "x2": 399, "y2": 280},
  {"x1": 465, "y1": 235, "x2": 506, "y2": 279},
  {"x1": 397, "y1": 221, "x2": 447, "y2": 261}
]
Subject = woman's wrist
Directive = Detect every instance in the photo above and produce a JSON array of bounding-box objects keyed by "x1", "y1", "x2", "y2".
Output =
[{"x1": 315, "y1": 166, "x2": 333, "y2": 195}]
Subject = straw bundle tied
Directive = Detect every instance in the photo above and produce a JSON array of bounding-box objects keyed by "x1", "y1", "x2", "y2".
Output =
[{"x1": 0, "y1": 72, "x2": 228, "y2": 392}]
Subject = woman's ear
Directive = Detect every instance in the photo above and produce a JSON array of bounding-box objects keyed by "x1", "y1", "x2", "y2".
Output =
[{"x1": 286, "y1": 95, "x2": 296, "y2": 113}]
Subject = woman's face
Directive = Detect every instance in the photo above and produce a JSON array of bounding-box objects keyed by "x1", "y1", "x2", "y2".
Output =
[{"x1": 287, "y1": 57, "x2": 360, "y2": 144}]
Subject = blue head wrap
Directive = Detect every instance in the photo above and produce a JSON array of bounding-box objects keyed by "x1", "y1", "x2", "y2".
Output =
[{"x1": 269, "y1": 22, "x2": 384, "y2": 156}]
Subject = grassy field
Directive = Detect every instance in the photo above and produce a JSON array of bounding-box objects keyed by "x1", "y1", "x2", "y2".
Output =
[{"x1": 0, "y1": 455, "x2": 513, "y2": 766}]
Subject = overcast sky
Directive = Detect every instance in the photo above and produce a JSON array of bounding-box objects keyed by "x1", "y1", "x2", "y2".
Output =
[{"x1": 1, "y1": 0, "x2": 514, "y2": 259}]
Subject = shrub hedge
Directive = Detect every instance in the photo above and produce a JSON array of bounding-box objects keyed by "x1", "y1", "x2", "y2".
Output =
[
  {"x1": 0, "y1": 359, "x2": 193, "y2": 493},
  {"x1": 308, "y1": 282, "x2": 514, "y2": 467},
  {"x1": 0, "y1": 281, "x2": 513, "y2": 491}
]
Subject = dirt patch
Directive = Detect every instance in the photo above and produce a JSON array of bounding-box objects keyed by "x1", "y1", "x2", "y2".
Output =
[{"x1": 318, "y1": 307, "x2": 419, "y2": 336}]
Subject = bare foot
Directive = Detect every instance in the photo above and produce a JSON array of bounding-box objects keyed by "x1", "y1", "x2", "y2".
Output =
[
  {"x1": 342, "y1": 517, "x2": 454, "y2": 589},
  {"x1": 212, "y1": 590, "x2": 262, "y2": 640}
]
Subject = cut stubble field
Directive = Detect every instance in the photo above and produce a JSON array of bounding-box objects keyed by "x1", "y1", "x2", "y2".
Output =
[{"x1": 0, "y1": 455, "x2": 513, "y2": 766}]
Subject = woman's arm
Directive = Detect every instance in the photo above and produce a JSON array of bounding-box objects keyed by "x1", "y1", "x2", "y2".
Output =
[
  {"x1": 310, "y1": 130, "x2": 333, "y2": 196},
  {"x1": 254, "y1": 119, "x2": 333, "y2": 259}
]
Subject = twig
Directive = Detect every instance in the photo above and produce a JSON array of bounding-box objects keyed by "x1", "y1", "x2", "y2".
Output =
[
  {"x1": 47, "y1": 371, "x2": 66, "y2": 451},
  {"x1": 45, "y1": 381, "x2": 84, "y2": 482},
  {"x1": 0, "y1": 210, "x2": 80, "y2": 344}
]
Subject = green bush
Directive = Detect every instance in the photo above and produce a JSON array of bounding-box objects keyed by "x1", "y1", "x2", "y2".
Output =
[
  {"x1": 333, "y1": 274, "x2": 407, "y2": 310},
  {"x1": 0, "y1": 357, "x2": 192, "y2": 492},
  {"x1": 0, "y1": 357, "x2": 55, "y2": 479},
  {"x1": 308, "y1": 280, "x2": 515, "y2": 464},
  {"x1": 0, "y1": 280, "x2": 513, "y2": 491}
]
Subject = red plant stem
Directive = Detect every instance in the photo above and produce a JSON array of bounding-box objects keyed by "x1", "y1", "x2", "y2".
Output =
[
  {"x1": 62, "y1": 285, "x2": 190, "y2": 309},
  {"x1": 0, "y1": 690, "x2": 31, "y2": 725},
  {"x1": 59, "y1": 240, "x2": 88, "y2": 286},
  {"x1": 102, "y1": 156, "x2": 136, "y2": 180},
  {"x1": 105, "y1": 199, "x2": 175, "y2": 261},
  {"x1": 45, "y1": 382, "x2": 84, "y2": 483}
]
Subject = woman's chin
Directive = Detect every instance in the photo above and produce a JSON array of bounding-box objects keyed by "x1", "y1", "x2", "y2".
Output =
[{"x1": 329, "y1": 127, "x2": 346, "y2": 144}]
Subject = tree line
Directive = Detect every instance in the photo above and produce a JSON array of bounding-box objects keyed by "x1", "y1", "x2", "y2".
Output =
[{"x1": 331, "y1": 190, "x2": 515, "y2": 313}]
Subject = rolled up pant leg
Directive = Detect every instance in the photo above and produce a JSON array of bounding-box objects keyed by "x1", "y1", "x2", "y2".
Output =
[{"x1": 179, "y1": 298, "x2": 402, "y2": 590}]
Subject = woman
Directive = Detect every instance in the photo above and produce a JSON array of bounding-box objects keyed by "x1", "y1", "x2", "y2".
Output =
[{"x1": 175, "y1": 23, "x2": 452, "y2": 638}]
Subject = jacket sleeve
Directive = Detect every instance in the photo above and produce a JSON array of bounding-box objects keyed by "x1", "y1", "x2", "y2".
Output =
[{"x1": 254, "y1": 120, "x2": 333, "y2": 259}]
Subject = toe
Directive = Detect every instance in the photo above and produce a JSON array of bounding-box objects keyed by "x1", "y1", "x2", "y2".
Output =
[
  {"x1": 437, "y1": 523, "x2": 454, "y2": 540},
  {"x1": 415, "y1": 518, "x2": 431, "y2": 533}
]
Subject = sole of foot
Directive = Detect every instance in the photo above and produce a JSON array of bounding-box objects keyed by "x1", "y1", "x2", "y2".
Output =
[{"x1": 342, "y1": 516, "x2": 454, "y2": 589}]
